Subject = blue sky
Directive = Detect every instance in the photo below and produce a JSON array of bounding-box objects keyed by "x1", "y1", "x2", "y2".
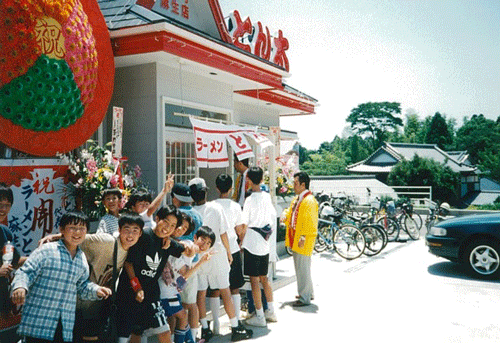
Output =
[{"x1": 218, "y1": 0, "x2": 500, "y2": 149}]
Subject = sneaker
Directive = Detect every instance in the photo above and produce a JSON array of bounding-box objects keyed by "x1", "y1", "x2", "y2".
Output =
[
  {"x1": 231, "y1": 324, "x2": 253, "y2": 342},
  {"x1": 201, "y1": 327, "x2": 214, "y2": 342},
  {"x1": 264, "y1": 309, "x2": 278, "y2": 323},
  {"x1": 244, "y1": 315, "x2": 267, "y2": 327},
  {"x1": 243, "y1": 311, "x2": 255, "y2": 319}
]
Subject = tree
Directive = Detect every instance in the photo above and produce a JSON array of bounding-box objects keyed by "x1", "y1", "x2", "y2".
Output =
[
  {"x1": 403, "y1": 112, "x2": 422, "y2": 143},
  {"x1": 387, "y1": 155, "x2": 460, "y2": 204},
  {"x1": 298, "y1": 145, "x2": 310, "y2": 165},
  {"x1": 455, "y1": 114, "x2": 500, "y2": 165},
  {"x1": 424, "y1": 112, "x2": 453, "y2": 149},
  {"x1": 300, "y1": 152, "x2": 348, "y2": 176},
  {"x1": 346, "y1": 102, "x2": 403, "y2": 149}
]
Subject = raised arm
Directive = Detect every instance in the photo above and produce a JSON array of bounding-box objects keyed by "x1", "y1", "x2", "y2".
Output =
[{"x1": 146, "y1": 173, "x2": 174, "y2": 217}]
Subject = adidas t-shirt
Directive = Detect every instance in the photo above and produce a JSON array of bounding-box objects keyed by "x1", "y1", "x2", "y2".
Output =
[{"x1": 125, "y1": 228, "x2": 184, "y2": 303}]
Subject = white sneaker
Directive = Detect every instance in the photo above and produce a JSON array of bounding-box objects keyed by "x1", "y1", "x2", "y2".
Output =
[
  {"x1": 245, "y1": 315, "x2": 267, "y2": 327},
  {"x1": 244, "y1": 311, "x2": 255, "y2": 319},
  {"x1": 265, "y1": 310, "x2": 278, "y2": 323}
]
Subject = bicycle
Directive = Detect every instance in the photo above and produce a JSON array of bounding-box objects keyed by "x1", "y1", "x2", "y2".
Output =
[
  {"x1": 343, "y1": 213, "x2": 388, "y2": 256},
  {"x1": 394, "y1": 202, "x2": 420, "y2": 240},
  {"x1": 314, "y1": 211, "x2": 366, "y2": 260}
]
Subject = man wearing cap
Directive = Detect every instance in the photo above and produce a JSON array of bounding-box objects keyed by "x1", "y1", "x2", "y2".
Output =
[{"x1": 189, "y1": 178, "x2": 252, "y2": 342}]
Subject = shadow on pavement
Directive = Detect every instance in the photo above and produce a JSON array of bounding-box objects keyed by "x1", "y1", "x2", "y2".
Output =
[
  {"x1": 208, "y1": 326, "x2": 271, "y2": 343},
  {"x1": 427, "y1": 261, "x2": 500, "y2": 283},
  {"x1": 279, "y1": 300, "x2": 319, "y2": 313}
]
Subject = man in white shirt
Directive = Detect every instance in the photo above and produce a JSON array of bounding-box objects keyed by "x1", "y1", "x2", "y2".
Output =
[
  {"x1": 241, "y1": 167, "x2": 277, "y2": 327},
  {"x1": 212, "y1": 174, "x2": 245, "y2": 325}
]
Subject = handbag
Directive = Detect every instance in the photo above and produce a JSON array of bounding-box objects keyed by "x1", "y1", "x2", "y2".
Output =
[{"x1": 101, "y1": 238, "x2": 119, "y2": 343}]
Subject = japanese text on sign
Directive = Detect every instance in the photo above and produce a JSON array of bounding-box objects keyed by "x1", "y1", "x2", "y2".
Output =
[{"x1": 224, "y1": 10, "x2": 289, "y2": 71}]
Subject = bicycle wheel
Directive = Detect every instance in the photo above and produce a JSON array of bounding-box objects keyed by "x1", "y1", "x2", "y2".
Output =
[
  {"x1": 411, "y1": 212, "x2": 423, "y2": 230},
  {"x1": 404, "y1": 216, "x2": 420, "y2": 240},
  {"x1": 360, "y1": 225, "x2": 385, "y2": 256},
  {"x1": 315, "y1": 221, "x2": 333, "y2": 252},
  {"x1": 377, "y1": 217, "x2": 400, "y2": 242},
  {"x1": 333, "y1": 224, "x2": 365, "y2": 260},
  {"x1": 375, "y1": 223, "x2": 389, "y2": 249},
  {"x1": 314, "y1": 235, "x2": 328, "y2": 253}
]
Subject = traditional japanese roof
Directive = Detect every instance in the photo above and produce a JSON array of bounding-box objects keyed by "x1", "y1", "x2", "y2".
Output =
[
  {"x1": 96, "y1": 0, "x2": 318, "y2": 116},
  {"x1": 347, "y1": 142, "x2": 476, "y2": 174}
]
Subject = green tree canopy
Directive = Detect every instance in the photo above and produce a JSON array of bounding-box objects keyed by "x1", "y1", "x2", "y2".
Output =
[
  {"x1": 403, "y1": 112, "x2": 422, "y2": 143},
  {"x1": 424, "y1": 112, "x2": 453, "y2": 149},
  {"x1": 455, "y1": 114, "x2": 500, "y2": 164},
  {"x1": 300, "y1": 152, "x2": 348, "y2": 176},
  {"x1": 346, "y1": 102, "x2": 403, "y2": 149},
  {"x1": 387, "y1": 155, "x2": 460, "y2": 204}
]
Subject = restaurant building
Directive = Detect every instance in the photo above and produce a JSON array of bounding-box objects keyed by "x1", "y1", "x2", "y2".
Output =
[{"x1": 96, "y1": 0, "x2": 318, "y2": 198}]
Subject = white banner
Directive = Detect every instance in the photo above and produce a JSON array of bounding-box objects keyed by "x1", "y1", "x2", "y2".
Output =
[
  {"x1": 189, "y1": 118, "x2": 276, "y2": 168},
  {"x1": 245, "y1": 131, "x2": 274, "y2": 150}
]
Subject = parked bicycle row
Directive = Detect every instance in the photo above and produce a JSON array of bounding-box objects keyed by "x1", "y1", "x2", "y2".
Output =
[{"x1": 310, "y1": 192, "x2": 438, "y2": 260}]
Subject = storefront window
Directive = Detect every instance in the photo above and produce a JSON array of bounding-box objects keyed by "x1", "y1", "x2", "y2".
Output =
[
  {"x1": 165, "y1": 103, "x2": 228, "y2": 128},
  {"x1": 166, "y1": 141, "x2": 196, "y2": 184}
]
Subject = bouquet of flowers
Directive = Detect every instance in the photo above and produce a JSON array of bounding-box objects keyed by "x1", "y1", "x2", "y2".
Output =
[
  {"x1": 59, "y1": 140, "x2": 145, "y2": 220},
  {"x1": 261, "y1": 157, "x2": 296, "y2": 199}
]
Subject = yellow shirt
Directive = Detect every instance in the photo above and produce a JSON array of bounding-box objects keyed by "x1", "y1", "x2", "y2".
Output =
[{"x1": 284, "y1": 193, "x2": 318, "y2": 256}]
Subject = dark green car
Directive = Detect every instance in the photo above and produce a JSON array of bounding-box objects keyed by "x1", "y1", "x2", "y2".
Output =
[{"x1": 426, "y1": 213, "x2": 500, "y2": 279}]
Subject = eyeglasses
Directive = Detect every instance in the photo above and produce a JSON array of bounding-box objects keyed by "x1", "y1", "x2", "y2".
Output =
[
  {"x1": 121, "y1": 228, "x2": 142, "y2": 236},
  {"x1": 0, "y1": 204, "x2": 12, "y2": 210}
]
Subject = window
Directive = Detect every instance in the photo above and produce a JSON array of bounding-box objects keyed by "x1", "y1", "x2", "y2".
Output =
[
  {"x1": 166, "y1": 141, "x2": 196, "y2": 185},
  {"x1": 165, "y1": 103, "x2": 228, "y2": 128}
]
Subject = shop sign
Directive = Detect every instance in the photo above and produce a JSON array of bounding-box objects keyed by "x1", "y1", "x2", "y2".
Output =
[
  {"x1": 138, "y1": 0, "x2": 191, "y2": 23},
  {"x1": 225, "y1": 10, "x2": 290, "y2": 71},
  {"x1": 111, "y1": 106, "x2": 124, "y2": 159},
  {"x1": 190, "y1": 118, "x2": 273, "y2": 168}
]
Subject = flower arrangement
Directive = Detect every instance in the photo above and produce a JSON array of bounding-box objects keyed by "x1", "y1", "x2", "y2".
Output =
[
  {"x1": 59, "y1": 140, "x2": 145, "y2": 220},
  {"x1": 261, "y1": 156, "x2": 297, "y2": 199}
]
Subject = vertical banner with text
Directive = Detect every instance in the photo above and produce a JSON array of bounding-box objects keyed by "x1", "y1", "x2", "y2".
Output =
[{"x1": 111, "y1": 107, "x2": 123, "y2": 159}]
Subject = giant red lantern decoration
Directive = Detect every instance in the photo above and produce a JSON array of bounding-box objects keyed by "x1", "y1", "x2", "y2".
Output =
[{"x1": 0, "y1": 0, "x2": 114, "y2": 156}]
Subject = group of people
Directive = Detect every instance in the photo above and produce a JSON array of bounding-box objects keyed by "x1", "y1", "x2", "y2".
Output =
[{"x1": 0, "y1": 157, "x2": 319, "y2": 343}]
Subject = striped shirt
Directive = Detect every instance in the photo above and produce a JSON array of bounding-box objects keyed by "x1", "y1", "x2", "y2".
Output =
[
  {"x1": 96, "y1": 213, "x2": 119, "y2": 235},
  {"x1": 11, "y1": 240, "x2": 100, "y2": 342}
]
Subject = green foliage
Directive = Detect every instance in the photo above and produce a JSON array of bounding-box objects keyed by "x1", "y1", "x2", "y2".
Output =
[
  {"x1": 387, "y1": 155, "x2": 460, "y2": 204},
  {"x1": 299, "y1": 135, "x2": 373, "y2": 176},
  {"x1": 300, "y1": 152, "x2": 348, "y2": 176},
  {"x1": 455, "y1": 114, "x2": 500, "y2": 182},
  {"x1": 346, "y1": 102, "x2": 403, "y2": 149},
  {"x1": 425, "y1": 112, "x2": 454, "y2": 149},
  {"x1": 403, "y1": 113, "x2": 422, "y2": 143}
]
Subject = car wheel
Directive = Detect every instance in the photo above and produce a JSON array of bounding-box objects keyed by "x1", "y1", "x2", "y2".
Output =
[{"x1": 464, "y1": 239, "x2": 500, "y2": 279}]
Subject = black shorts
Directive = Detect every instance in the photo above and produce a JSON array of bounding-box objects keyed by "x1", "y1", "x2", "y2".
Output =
[
  {"x1": 117, "y1": 300, "x2": 169, "y2": 337},
  {"x1": 229, "y1": 251, "x2": 245, "y2": 289},
  {"x1": 243, "y1": 249, "x2": 269, "y2": 277}
]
